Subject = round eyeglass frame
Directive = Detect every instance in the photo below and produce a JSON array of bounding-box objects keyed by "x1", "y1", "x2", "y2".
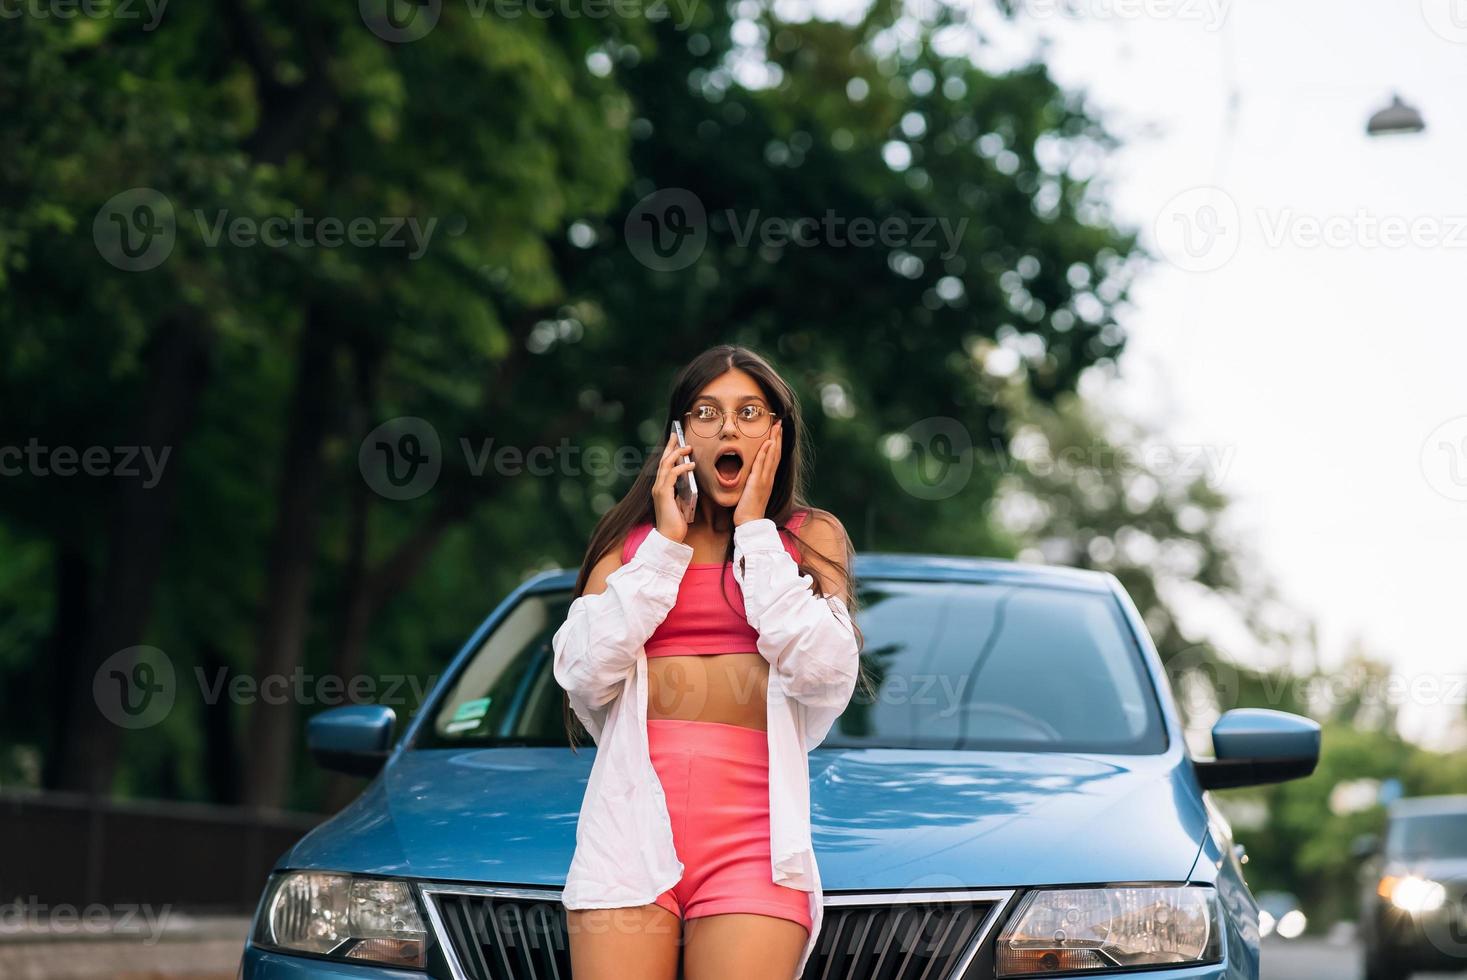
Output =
[{"x1": 682, "y1": 406, "x2": 780, "y2": 437}]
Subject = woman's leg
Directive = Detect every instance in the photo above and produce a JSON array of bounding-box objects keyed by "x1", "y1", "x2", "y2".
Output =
[
  {"x1": 682, "y1": 912, "x2": 808, "y2": 980},
  {"x1": 565, "y1": 903, "x2": 681, "y2": 980}
]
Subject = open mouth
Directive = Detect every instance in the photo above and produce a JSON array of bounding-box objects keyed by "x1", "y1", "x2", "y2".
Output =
[{"x1": 713, "y1": 447, "x2": 744, "y2": 488}]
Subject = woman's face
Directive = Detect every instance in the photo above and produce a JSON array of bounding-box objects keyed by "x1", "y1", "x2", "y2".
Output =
[{"x1": 683, "y1": 367, "x2": 777, "y2": 507}]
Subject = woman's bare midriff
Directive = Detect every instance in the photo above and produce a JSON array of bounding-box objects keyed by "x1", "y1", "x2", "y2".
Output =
[{"x1": 646, "y1": 652, "x2": 769, "y2": 731}]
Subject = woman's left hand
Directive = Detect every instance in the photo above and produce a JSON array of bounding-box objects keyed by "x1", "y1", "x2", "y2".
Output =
[{"x1": 733, "y1": 419, "x2": 782, "y2": 527}]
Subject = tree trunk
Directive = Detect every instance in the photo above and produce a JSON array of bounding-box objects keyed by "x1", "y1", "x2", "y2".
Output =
[
  {"x1": 200, "y1": 640, "x2": 239, "y2": 805},
  {"x1": 54, "y1": 312, "x2": 212, "y2": 795},
  {"x1": 41, "y1": 544, "x2": 92, "y2": 790},
  {"x1": 241, "y1": 311, "x2": 337, "y2": 809}
]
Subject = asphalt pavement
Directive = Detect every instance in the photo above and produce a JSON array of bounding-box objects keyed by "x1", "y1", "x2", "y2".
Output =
[{"x1": 1263, "y1": 935, "x2": 1466, "y2": 980}]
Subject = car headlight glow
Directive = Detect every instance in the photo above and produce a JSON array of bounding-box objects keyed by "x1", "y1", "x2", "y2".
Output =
[
  {"x1": 995, "y1": 885, "x2": 1222, "y2": 976},
  {"x1": 1379, "y1": 875, "x2": 1447, "y2": 913},
  {"x1": 251, "y1": 871, "x2": 427, "y2": 969},
  {"x1": 1274, "y1": 909, "x2": 1307, "y2": 939}
]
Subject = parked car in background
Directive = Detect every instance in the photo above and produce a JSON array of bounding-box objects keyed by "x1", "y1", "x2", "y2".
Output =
[
  {"x1": 1355, "y1": 794, "x2": 1467, "y2": 980},
  {"x1": 239, "y1": 553, "x2": 1322, "y2": 980}
]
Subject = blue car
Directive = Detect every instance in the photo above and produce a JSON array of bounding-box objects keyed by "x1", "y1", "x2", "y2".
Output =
[{"x1": 240, "y1": 553, "x2": 1322, "y2": 980}]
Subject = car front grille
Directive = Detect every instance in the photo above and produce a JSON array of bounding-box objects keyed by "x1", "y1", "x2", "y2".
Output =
[
  {"x1": 418, "y1": 883, "x2": 1014, "y2": 980},
  {"x1": 813, "y1": 890, "x2": 1012, "y2": 980}
]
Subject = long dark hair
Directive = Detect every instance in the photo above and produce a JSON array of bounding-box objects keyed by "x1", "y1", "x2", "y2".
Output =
[{"x1": 562, "y1": 344, "x2": 871, "y2": 751}]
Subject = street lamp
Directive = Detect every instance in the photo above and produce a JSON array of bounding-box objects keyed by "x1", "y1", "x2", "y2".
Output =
[{"x1": 1366, "y1": 93, "x2": 1426, "y2": 136}]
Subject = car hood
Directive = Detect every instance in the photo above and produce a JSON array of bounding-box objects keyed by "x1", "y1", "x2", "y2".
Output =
[{"x1": 282, "y1": 746, "x2": 1208, "y2": 890}]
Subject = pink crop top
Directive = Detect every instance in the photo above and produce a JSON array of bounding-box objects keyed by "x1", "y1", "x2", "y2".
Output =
[{"x1": 622, "y1": 509, "x2": 810, "y2": 658}]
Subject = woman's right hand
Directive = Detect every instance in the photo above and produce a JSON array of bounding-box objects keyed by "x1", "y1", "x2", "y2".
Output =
[{"x1": 653, "y1": 430, "x2": 696, "y2": 543}]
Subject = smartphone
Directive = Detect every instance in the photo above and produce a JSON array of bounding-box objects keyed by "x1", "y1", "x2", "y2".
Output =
[{"x1": 671, "y1": 420, "x2": 697, "y2": 517}]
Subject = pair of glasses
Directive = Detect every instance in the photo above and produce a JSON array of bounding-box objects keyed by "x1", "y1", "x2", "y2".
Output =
[{"x1": 683, "y1": 404, "x2": 779, "y2": 438}]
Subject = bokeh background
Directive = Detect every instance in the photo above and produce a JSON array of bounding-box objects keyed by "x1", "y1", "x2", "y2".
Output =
[{"x1": 2, "y1": 0, "x2": 1464, "y2": 977}]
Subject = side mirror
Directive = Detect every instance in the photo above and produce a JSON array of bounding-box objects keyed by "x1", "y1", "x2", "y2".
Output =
[
  {"x1": 307, "y1": 705, "x2": 397, "y2": 777},
  {"x1": 1193, "y1": 708, "x2": 1321, "y2": 791},
  {"x1": 1350, "y1": 833, "x2": 1381, "y2": 860}
]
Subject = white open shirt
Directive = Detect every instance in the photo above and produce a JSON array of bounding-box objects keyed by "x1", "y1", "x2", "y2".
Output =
[{"x1": 552, "y1": 516, "x2": 861, "y2": 979}]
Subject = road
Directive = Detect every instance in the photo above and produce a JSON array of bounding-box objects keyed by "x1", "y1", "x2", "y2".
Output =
[{"x1": 1263, "y1": 937, "x2": 1466, "y2": 980}]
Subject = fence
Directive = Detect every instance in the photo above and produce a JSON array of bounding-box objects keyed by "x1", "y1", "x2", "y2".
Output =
[{"x1": 0, "y1": 789, "x2": 325, "y2": 914}]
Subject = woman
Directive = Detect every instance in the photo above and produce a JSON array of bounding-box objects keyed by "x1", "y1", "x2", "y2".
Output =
[{"x1": 552, "y1": 345, "x2": 870, "y2": 980}]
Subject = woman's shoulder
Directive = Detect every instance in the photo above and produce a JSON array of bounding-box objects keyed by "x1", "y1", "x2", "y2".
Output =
[
  {"x1": 620, "y1": 520, "x2": 656, "y2": 563},
  {"x1": 789, "y1": 505, "x2": 845, "y2": 539}
]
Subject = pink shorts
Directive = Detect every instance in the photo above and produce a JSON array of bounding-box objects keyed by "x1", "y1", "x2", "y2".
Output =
[{"x1": 646, "y1": 718, "x2": 812, "y2": 934}]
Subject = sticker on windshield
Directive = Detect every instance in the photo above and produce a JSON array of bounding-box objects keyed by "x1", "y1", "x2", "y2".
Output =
[{"x1": 452, "y1": 697, "x2": 491, "y2": 722}]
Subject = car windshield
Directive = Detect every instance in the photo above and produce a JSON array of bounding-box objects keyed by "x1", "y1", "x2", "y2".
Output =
[
  {"x1": 1387, "y1": 813, "x2": 1467, "y2": 859},
  {"x1": 414, "y1": 579, "x2": 1167, "y2": 753}
]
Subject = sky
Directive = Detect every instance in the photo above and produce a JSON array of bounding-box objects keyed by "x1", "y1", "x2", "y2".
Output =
[{"x1": 799, "y1": 0, "x2": 1467, "y2": 749}]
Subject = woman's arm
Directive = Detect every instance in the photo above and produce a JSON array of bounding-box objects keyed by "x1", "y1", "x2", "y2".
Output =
[
  {"x1": 732, "y1": 513, "x2": 860, "y2": 744},
  {"x1": 552, "y1": 527, "x2": 694, "y2": 716}
]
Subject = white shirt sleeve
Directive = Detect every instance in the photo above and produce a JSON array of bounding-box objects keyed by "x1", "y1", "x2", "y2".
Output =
[
  {"x1": 731, "y1": 517, "x2": 860, "y2": 748},
  {"x1": 552, "y1": 526, "x2": 693, "y2": 735}
]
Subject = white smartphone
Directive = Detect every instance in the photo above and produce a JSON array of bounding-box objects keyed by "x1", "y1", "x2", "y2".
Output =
[{"x1": 671, "y1": 420, "x2": 697, "y2": 517}]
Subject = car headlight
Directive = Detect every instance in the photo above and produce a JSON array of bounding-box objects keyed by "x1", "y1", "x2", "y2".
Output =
[
  {"x1": 1378, "y1": 875, "x2": 1447, "y2": 913},
  {"x1": 251, "y1": 871, "x2": 427, "y2": 969},
  {"x1": 995, "y1": 885, "x2": 1222, "y2": 976}
]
